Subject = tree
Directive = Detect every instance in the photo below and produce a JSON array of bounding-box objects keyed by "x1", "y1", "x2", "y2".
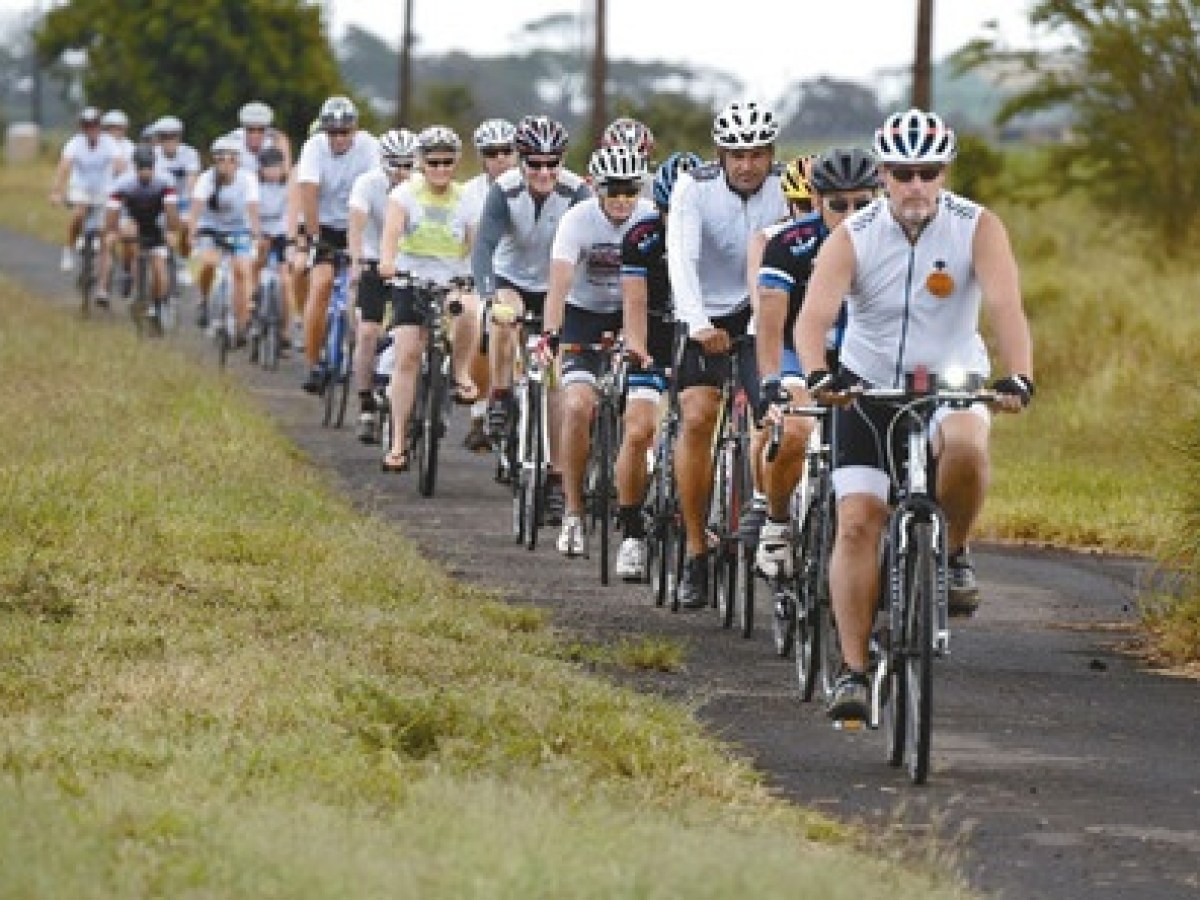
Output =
[
  {"x1": 778, "y1": 77, "x2": 884, "y2": 143},
  {"x1": 956, "y1": 0, "x2": 1200, "y2": 250},
  {"x1": 35, "y1": 0, "x2": 353, "y2": 148}
]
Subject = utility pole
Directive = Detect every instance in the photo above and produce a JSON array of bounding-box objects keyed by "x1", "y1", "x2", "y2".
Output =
[
  {"x1": 397, "y1": 0, "x2": 413, "y2": 126},
  {"x1": 589, "y1": 0, "x2": 607, "y2": 148},
  {"x1": 913, "y1": 0, "x2": 934, "y2": 108}
]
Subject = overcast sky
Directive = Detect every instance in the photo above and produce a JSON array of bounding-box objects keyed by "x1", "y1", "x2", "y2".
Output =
[{"x1": 329, "y1": 0, "x2": 1050, "y2": 98}]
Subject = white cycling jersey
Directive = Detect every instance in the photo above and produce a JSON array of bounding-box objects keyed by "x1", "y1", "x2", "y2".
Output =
[
  {"x1": 458, "y1": 172, "x2": 491, "y2": 228},
  {"x1": 295, "y1": 131, "x2": 381, "y2": 231},
  {"x1": 667, "y1": 161, "x2": 787, "y2": 336},
  {"x1": 193, "y1": 167, "x2": 260, "y2": 232},
  {"x1": 61, "y1": 132, "x2": 123, "y2": 203},
  {"x1": 154, "y1": 144, "x2": 201, "y2": 197},
  {"x1": 840, "y1": 192, "x2": 990, "y2": 388},
  {"x1": 258, "y1": 180, "x2": 289, "y2": 238},
  {"x1": 551, "y1": 196, "x2": 654, "y2": 314},
  {"x1": 348, "y1": 168, "x2": 394, "y2": 262},
  {"x1": 227, "y1": 126, "x2": 284, "y2": 173}
]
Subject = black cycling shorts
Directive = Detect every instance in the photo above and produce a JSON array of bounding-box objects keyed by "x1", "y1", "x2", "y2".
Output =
[
  {"x1": 313, "y1": 226, "x2": 348, "y2": 266},
  {"x1": 560, "y1": 306, "x2": 623, "y2": 386},
  {"x1": 674, "y1": 305, "x2": 759, "y2": 409},
  {"x1": 355, "y1": 265, "x2": 393, "y2": 324},
  {"x1": 495, "y1": 275, "x2": 546, "y2": 320}
]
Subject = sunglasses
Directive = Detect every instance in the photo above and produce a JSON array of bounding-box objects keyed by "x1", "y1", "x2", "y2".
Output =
[
  {"x1": 424, "y1": 157, "x2": 457, "y2": 168},
  {"x1": 825, "y1": 196, "x2": 873, "y2": 213},
  {"x1": 482, "y1": 147, "x2": 513, "y2": 159},
  {"x1": 523, "y1": 157, "x2": 561, "y2": 171},
  {"x1": 601, "y1": 182, "x2": 641, "y2": 199},
  {"x1": 214, "y1": 152, "x2": 239, "y2": 162},
  {"x1": 326, "y1": 128, "x2": 353, "y2": 138},
  {"x1": 887, "y1": 166, "x2": 943, "y2": 183},
  {"x1": 386, "y1": 161, "x2": 414, "y2": 171}
]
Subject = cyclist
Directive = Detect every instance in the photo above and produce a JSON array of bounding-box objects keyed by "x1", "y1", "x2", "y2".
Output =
[
  {"x1": 295, "y1": 96, "x2": 381, "y2": 393},
  {"x1": 543, "y1": 145, "x2": 654, "y2": 557},
  {"x1": 101, "y1": 109, "x2": 136, "y2": 164},
  {"x1": 286, "y1": 118, "x2": 323, "y2": 350},
  {"x1": 105, "y1": 143, "x2": 180, "y2": 324},
  {"x1": 348, "y1": 128, "x2": 418, "y2": 443},
  {"x1": 667, "y1": 99, "x2": 787, "y2": 608},
  {"x1": 49, "y1": 106, "x2": 125, "y2": 277},
  {"x1": 229, "y1": 100, "x2": 292, "y2": 174},
  {"x1": 252, "y1": 146, "x2": 294, "y2": 357},
  {"x1": 753, "y1": 148, "x2": 880, "y2": 578},
  {"x1": 601, "y1": 116, "x2": 657, "y2": 199},
  {"x1": 460, "y1": 118, "x2": 518, "y2": 452},
  {"x1": 796, "y1": 108, "x2": 1034, "y2": 722},
  {"x1": 612, "y1": 150, "x2": 703, "y2": 579},
  {"x1": 151, "y1": 115, "x2": 201, "y2": 283},
  {"x1": 188, "y1": 135, "x2": 261, "y2": 339},
  {"x1": 377, "y1": 125, "x2": 476, "y2": 473},
  {"x1": 470, "y1": 114, "x2": 591, "y2": 522}
]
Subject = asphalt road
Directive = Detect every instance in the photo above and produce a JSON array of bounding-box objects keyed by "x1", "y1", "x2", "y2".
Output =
[{"x1": 5, "y1": 225, "x2": 1198, "y2": 900}]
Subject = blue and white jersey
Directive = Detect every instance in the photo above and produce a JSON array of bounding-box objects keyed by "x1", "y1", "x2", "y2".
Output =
[{"x1": 841, "y1": 191, "x2": 990, "y2": 388}]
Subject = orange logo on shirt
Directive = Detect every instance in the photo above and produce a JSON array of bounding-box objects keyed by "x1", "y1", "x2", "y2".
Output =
[{"x1": 926, "y1": 260, "x2": 954, "y2": 298}]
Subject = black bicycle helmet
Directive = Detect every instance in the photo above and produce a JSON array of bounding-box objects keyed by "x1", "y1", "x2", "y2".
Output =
[
  {"x1": 258, "y1": 147, "x2": 285, "y2": 168},
  {"x1": 513, "y1": 115, "x2": 568, "y2": 157},
  {"x1": 132, "y1": 144, "x2": 157, "y2": 169},
  {"x1": 808, "y1": 148, "x2": 881, "y2": 193}
]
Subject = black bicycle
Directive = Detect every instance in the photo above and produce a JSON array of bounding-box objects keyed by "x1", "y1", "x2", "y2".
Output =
[
  {"x1": 644, "y1": 327, "x2": 686, "y2": 609},
  {"x1": 510, "y1": 313, "x2": 551, "y2": 551},
  {"x1": 840, "y1": 369, "x2": 997, "y2": 784}
]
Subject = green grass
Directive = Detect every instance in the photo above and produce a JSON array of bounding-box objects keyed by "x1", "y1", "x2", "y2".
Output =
[{"x1": 0, "y1": 280, "x2": 972, "y2": 897}]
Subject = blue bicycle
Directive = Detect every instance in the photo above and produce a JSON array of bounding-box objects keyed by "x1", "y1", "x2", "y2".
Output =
[{"x1": 320, "y1": 249, "x2": 354, "y2": 429}]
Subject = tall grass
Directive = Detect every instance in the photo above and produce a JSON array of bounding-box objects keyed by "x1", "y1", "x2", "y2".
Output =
[{"x1": 0, "y1": 280, "x2": 971, "y2": 897}]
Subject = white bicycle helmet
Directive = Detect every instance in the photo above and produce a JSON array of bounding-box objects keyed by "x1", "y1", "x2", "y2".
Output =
[
  {"x1": 379, "y1": 128, "x2": 419, "y2": 166},
  {"x1": 101, "y1": 109, "x2": 128, "y2": 129},
  {"x1": 601, "y1": 117, "x2": 655, "y2": 157},
  {"x1": 417, "y1": 125, "x2": 462, "y2": 155},
  {"x1": 711, "y1": 100, "x2": 779, "y2": 149},
  {"x1": 154, "y1": 115, "x2": 184, "y2": 136},
  {"x1": 873, "y1": 108, "x2": 957, "y2": 165},
  {"x1": 318, "y1": 96, "x2": 358, "y2": 130},
  {"x1": 211, "y1": 135, "x2": 242, "y2": 156},
  {"x1": 239, "y1": 101, "x2": 274, "y2": 128},
  {"x1": 588, "y1": 145, "x2": 647, "y2": 183},
  {"x1": 473, "y1": 118, "x2": 515, "y2": 149}
]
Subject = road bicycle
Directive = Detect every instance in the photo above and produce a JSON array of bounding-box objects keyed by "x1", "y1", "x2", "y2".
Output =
[
  {"x1": 76, "y1": 203, "x2": 106, "y2": 318},
  {"x1": 385, "y1": 275, "x2": 469, "y2": 498},
  {"x1": 207, "y1": 234, "x2": 239, "y2": 370},
  {"x1": 126, "y1": 238, "x2": 166, "y2": 339},
  {"x1": 320, "y1": 249, "x2": 355, "y2": 429},
  {"x1": 249, "y1": 242, "x2": 286, "y2": 371},
  {"x1": 510, "y1": 312, "x2": 553, "y2": 551},
  {"x1": 765, "y1": 402, "x2": 835, "y2": 701},
  {"x1": 843, "y1": 368, "x2": 996, "y2": 784},
  {"x1": 644, "y1": 325, "x2": 686, "y2": 609},
  {"x1": 562, "y1": 333, "x2": 626, "y2": 585}
]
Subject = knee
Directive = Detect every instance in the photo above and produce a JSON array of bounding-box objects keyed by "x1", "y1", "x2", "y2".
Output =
[
  {"x1": 564, "y1": 386, "x2": 595, "y2": 422},
  {"x1": 622, "y1": 409, "x2": 655, "y2": 451},
  {"x1": 680, "y1": 394, "x2": 717, "y2": 436},
  {"x1": 837, "y1": 504, "x2": 886, "y2": 553}
]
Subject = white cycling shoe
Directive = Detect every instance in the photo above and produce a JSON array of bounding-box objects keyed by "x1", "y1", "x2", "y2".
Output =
[
  {"x1": 755, "y1": 520, "x2": 792, "y2": 577},
  {"x1": 557, "y1": 514, "x2": 588, "y2": 558},
  {"x1": 615, "y1": 537, "x2": 647, "y2": 581}
]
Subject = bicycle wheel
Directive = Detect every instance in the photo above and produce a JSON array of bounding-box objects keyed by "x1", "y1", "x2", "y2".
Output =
[
  {"x1": 713, "y1": 436, "x2": 737, "y2": 629},
  {"x1": 79, "y1": 236, "x2": 95, "y2": 318},
  {"x1": 793, "y1": 496, "x2": 829, "y2": 700},
  {"x1": 522, "y1": 380, "x2": 544, "y2": 551},
  {"x1": 260, "y1": 279, "x2": 281, "y2": 370},
  {"x1": 321, "y1": 309, "x2": 341, "y2": 427},
  {"x1": 131, "y1": 254, "x2": 150, "y2": 338},
  {"x1": 647, "y1": 437, "x2": 672, "y2": 606},
  {"x1": 901, "y1": 520, "x2": 936, "y2": 784},
  {"x1": 417, "y1": 346, "x2": 445, "y2": 498},
  {"x1": 334, "y1": 309, "x2": 355, "y2": 428},
  {"x1": 213, "y1": 273, "x2": 231, "y2": 370},
  {"x1": 595, "y1": 401, "x2": 614, "y2": 584}
]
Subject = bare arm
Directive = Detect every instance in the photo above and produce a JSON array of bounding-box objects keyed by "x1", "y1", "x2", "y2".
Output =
[
  {"x1": 347, "y1": 205, "x2": 367, "y2": 265},
  {"x1": 746, "y1": 228, "x2": 768, "y2": 316},
  {"x1": 974, "y1": 209, "x2": 1033, "y2": 380},
  {"x1": 299, "y1": 181, "x2": 319, "y2": 245},
  {"x1": 755, "y1": 285, "x2": 789, "y2": 380},
  {"x1": 795, "y1": 225, "x2": 856, "y2": 375},
  {"x1": 542, "y1": 257, "x2": 573, "y2": 335},
  {"x1": 621, "y1": 273, "x2": 650, "y2": 364},
  {"x1": 377, "y1": 195, "x2": 407, "y2": 280},
  {"x1": 50, "y1": 154, "x2": 71, "y2": 200}
]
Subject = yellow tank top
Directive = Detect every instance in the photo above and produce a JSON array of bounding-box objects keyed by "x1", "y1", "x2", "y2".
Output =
[{"x1": 398, "y1": 178, "x2": 467, "y2": 259}]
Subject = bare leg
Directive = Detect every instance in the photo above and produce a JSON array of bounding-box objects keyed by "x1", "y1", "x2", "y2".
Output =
[{"x1": 675, "y1": 386, "x2": 720, "y2": 557}]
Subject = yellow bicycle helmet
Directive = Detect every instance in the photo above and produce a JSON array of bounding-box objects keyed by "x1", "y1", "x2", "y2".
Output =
[{"x1": 781, "y1": 154, "x2": 814, "y2": 205}]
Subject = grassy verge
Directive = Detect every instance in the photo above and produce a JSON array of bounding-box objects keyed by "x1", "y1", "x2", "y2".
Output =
[{"x1": 0, "y1": 279, "x2": 970, "y2": 896}]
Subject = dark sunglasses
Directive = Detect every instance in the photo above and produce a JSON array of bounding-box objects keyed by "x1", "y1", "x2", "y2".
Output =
[
  {"x1": 326, "y1": 128, "x2": 353, "y2": 138},
  {"x1": 523, "y1": 157, "x2": 561, "y2": 171},
  {"x1": 424, "y1": 157, "x2": 457, "y2": 168},
  {"x1": 601, "y1": 182, "x2": 641, "y2": 199},
  {"x1": 386, "y1": 161, "x2": 414, "y2": 171},
  {"x1": 825, "y1": 196, "x2": 873, "y2": 213},
  {"x1": 482, "y1": 147, "x2": 513, "y2": 159},
  {"x1": 887, "y1": 166, "x2": 943, "y2": 183}
]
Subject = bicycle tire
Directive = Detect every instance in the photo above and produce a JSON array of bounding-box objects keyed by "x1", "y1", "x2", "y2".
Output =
[
  {"x1": 511, "y1": 387, "x2": 529, "y2": 543},
  {"x1": 212, "y1": 268, "x2": 232, "y2": 370},
  {"x1": 904, "y1": 520, "x2": 936, "y2": 784},
  {"x1": 334, "y1": 308, "x2": 355, "y2": 428},
  {"x1": 716, "y1": 420, "x2": 746, "y2": 630},
  {"x1": 596, "y1": 401, "x2": 613, "y2": 584},
  {"x1": 793, "y1": 497, "x2": 828, "y2": 700},
  {"x1": 79, "y1": 234, "x2": 96, "y2": 318},
  {"x1": 259, "y1": 278, "x2": 280, "y2": 369},
  {"x1": 648, "y1": 437, "x2": 671, "y2": 606},
  {"x1": 523, "y1": 380, "x2": 543, "y2": 551},
  {"x1": 131, "y1": 253, "x2": 150, "y2": 339},
  {"x1": 418, "y1": 346, "x2": 445, "y2": 498}
]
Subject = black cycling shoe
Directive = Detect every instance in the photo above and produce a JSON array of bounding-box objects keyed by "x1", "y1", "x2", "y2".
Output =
[
  {"x1": 301, "y1": 366, "x2": 326, "y2": 395},
  {"x1": 677, "y1": 553, "x2": 710, "y2": 610},
  {"x1": 827, "y1": 669, "x2": 870, "y2": 723},
  {"x1": 463, "y1": 416, "x2": 491, "y2": 453}
]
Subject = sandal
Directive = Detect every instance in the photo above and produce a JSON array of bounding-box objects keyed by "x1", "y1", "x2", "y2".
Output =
[
  {"x1": 451, "y1": 378, "x2": 479, "y2": 405},
  {"x1": 381, "y1": 450, "x2": 409, "y2": 473}
]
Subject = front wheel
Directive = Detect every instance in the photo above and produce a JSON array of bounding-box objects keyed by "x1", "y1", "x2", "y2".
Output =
[
  {"x1": 417, "y1": 348, "x2": 445, "y2": 498},
  {"x1": 901, "y1": 521, "x2": 936, "y2": 784}
]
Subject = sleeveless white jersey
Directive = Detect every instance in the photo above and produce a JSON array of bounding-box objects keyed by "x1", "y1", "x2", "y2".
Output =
[
  {"x1": 490, "y1": 167, "x2": 589, "y2": 292},
  {"x1": 61, "y1": 132, "x2": 123, "y2": 198},
  {"x1": 666, "y1": 161, "x2": 788, "y2": 336},
  {"x1": 348, "y1": 168, "x2": 394, "y2": 262},
  {"x1": 551, "y1": 196, "x2": 654, "y2": 314},
  {"x1": 841, "y1": 192, "x2": 990, "y2": 388},
  {"x1": 295, "y1": 131, "x2": 381, "y2": 231}
]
